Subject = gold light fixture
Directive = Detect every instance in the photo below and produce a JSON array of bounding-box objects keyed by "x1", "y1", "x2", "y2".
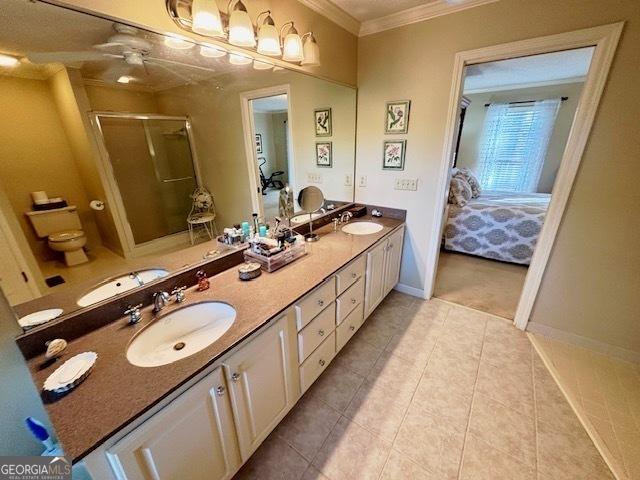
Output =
[
  {"x1": 191, "y1": 0, "x2": 224, "y2": 37},
  {"x1": 280, "y1": 22, "x2": 303, "y2": 63},
  {"x1": 301, "y1": 32, "x2": 320, "y2": 66},
  {"x1": 256, "y1": 11, "x2": 281, "y2": 56},
  {"x1": 228, "y1": 0, "x2": 255, "y2": 47}
]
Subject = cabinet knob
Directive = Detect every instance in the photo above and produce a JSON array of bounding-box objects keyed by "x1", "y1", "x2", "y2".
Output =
[
  {"x1": 318, "y1": 329, "x2": 325, "y2": 337},
  {"x1": 319, "y1": 359, "x2": 326, "y2": 367},
  {"x1": 216, "y1": 385, "x2": 226, "y2": 396},
  {"x1": 231, "y1": 372, "x2": 240, "y2": 382},
  {"x1": 351, "y1": 298, "x2": 357, "y2": 304},
  {"x1": 351, "y1": 272, "x2": 357, "y2": 279},
  {"x1": 349, "y1": 325, "x2": 355, "y2": 331},
  {"x1": 318, "y1": 299, "x2": 325, "y2": 307}
]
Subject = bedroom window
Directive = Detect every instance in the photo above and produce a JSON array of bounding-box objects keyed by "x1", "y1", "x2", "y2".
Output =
[{"x1": 477, "y1": 99, "x2": 561, "y2": 192}]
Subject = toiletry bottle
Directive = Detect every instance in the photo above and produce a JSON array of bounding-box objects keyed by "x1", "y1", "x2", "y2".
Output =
[{"x1": 196, "y1": 270, "x2": 210, "y2": 291}]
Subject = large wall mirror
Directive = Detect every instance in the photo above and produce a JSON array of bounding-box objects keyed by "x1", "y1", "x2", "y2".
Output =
[{"x1": 0, "y1": 0, "x2": 356, "y2": 325}]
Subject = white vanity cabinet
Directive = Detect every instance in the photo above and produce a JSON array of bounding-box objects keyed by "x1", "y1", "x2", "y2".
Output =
[
  {"x1": 364, "y1": 226, "x2": 405, "y2": 318},
  {"x1": 222, "y1": 313, "x2": 298, "y2": 461},
  {"x1": 106, "y1": 367, "x2": 241, "y2": 480}
]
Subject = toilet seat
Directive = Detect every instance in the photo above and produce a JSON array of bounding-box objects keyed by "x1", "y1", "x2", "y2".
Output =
[{"x1": 49, "y1": 230, "x2": 85, "y2": 242}]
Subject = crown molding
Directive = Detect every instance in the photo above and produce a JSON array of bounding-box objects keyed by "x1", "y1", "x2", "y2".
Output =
[
  {"x1": 359, "y1": 0, "x2": 499, "y2": 37},
  {"x1": 297, "y1": 0, "x2": 361, "y2": 36}
]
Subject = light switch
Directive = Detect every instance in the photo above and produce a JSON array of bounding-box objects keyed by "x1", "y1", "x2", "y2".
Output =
[
  {"x1": 344, "y1": 174, "x2": 353, "y2": 186},
  {"x1": 394, "y1": 178, "x2": 418, "y2": 191},
  {"x1": 359, "y1": 175, "x2": 367, "y2": 187}
]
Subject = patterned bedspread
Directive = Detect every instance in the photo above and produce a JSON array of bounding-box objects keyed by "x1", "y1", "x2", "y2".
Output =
[{"x1": 443, "y1": 191, "x2": 551, "y2": 265}]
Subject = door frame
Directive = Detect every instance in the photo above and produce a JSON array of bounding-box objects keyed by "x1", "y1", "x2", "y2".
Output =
[
  {"x1": 89, "y1": 112, "x2": 203, "y2": 258},
  {"x1": 239, "y1": 84, "x2": 295, "y2": 220},
  {"x1": 426, "y1": 22, "x2": 623, "y2": 330}
]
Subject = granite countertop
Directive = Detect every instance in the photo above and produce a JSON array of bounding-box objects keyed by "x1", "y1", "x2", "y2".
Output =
[{"x1": 26, "y1": 215, "x2": 404, "y2": 463}]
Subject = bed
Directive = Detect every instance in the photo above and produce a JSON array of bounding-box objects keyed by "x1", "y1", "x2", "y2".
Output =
[{"x1": 443, "y1": 191, "x2": 551, "y2": 265}]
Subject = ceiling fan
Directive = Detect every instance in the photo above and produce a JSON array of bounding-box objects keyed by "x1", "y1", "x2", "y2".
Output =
[{"x1": 26, "y1": 24, "x2": 210, "y2": 84}]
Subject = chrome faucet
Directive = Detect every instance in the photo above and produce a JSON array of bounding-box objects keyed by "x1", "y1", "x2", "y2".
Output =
[
  {"x1": 153, "y1": 291, "x2": 170, "y2": 313},
  {"x1": 340, "y1": 211, "x2": 353, "y2": 224}
]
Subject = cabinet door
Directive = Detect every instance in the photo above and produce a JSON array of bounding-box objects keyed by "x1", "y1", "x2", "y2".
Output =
[
  {"x1": 364, "y1": 240, "x2": 387, "y2": 319},
  {"x1": 107, "y1": 367, "x2": 240, "y2": 480},
  {"x1": 223, "y1": 313, "x2": 297, "y2": 461},
  {"x1": 383, "y1": 227, "x2": 405, "y2": 296}
]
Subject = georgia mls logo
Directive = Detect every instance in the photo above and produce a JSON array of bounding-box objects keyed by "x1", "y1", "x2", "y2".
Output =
[{"x1": 0, "y1": 456, "x2": 71, "y2": 480}]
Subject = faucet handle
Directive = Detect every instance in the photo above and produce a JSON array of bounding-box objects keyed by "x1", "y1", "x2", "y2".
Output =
[
  {"x1": 124, "y1": 303, "x2": 143, "y2": 325},
  {"x1": 171, "y1": 286, "x2": 187, "y2": 303}
]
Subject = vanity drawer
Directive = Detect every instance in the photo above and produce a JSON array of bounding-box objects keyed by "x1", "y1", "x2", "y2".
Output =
[
  {"x1": 298, "y1": 302, "x2": 336, "y2": 364},
  {"x1": 295, "y1": 277, "x2": 336, "y2": 331},
  {"x1": 300, "y1": 331, "x2": 336, "y2": 393},
  {"x1": 335, "y1": 255, "x2": 366, "y2": 295},
  {"x1": 336, "y1": 303, "x2": 364, "y2": 352},
  {"x1": 336, "y1": 277, "x2": 364, "y2": 325}
]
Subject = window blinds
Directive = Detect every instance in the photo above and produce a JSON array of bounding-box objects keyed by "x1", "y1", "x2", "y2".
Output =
[{"x1": 477, "y1": 99, "x2": 561, "y2": 192}]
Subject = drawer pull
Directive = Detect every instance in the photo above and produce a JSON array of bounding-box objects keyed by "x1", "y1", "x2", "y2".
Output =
[
  {"x1": 349, "y1": 325, "x2": 355, "y2": 331},
  {"x1": 318, "y1": 329, "x2": 325, "y2": 337},
  {"x1": 318, "y1": 299, "x2": 325, "y2": 307},
  {"x1": 351, "y1": 298, "x2": 357, "y2": 304},
  {"x1": 351, "y1": 272, "x2": 357, "y2": 279},
  {"x1": 231, "y1": 372, "x2": 240, "y2": 382},
  {"x1": 319, "y1": 359, "x2": 326, "y2": 367},
  {"x1": 216, "y1": 385, "x2": 225, "y2": 396}
]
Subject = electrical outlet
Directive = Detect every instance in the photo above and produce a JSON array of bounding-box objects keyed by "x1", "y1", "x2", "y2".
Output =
[
  {"x1": 307, "y1": 173, "x2": 322, "y2": 183},
  {"x1": 394, "y1": 178, "x2": 418, "y2": 191},
  {"x1": 359, "y1": 175, "x2": 367, "y2": 187},
  {"x1": 344, "y1": 174, "x2": 353, "y2": 186}
]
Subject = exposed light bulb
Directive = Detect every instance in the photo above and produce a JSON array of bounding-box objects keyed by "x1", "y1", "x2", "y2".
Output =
[
  {"x1": 301, "y1": 33, "x2": 320, "y2": 66},
  {"x1": 257, "y1": 12, "x2": 281, "y2": 56},
  {"x1": 192, "y1": 0, "x2": 224, "y2": 37},
  {"x1": 282, "y1": 25, "x2": 303, "y2": 63},
  {"x1": 229, "y1": 52, "x2": 253, "y2": 65},
  {"x1": 164, "y1": 35, "x2": 195, "y2": 49},
  {"x1": 200, "y1": 45, "x2": 227, "y2": 58},
  {"x1": 228, "y1": 1, "x2": 256, "y2": 47},
  {"x1": 0, "y1": 54, "x2": 19, "y2": 68}
]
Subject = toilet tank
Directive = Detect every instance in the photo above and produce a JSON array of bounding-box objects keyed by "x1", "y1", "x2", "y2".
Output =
[{"x1": 26, "y1": 206, "x2": 82, "y2": 238}]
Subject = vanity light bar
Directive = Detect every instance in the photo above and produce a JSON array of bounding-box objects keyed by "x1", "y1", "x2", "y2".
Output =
[{"x1": 165, "y1": 0, "x2": 320, "y2": 67}]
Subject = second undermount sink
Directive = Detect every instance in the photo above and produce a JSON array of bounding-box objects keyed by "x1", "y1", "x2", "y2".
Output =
[
  {"x1": 126, "y1": 302, "x2": 236, "y2": 367},
  {"x1": 77, "y1": 269, "x2": 169, "y2": 307},
  {"x1": 341, "y1": 221, "x2": 384, "y2": 235},
  {"x1": 290, "y1": 212, "x2": 322, "y2": 224}
]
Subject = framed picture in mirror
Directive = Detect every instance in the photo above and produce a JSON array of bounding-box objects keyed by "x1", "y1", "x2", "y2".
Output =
[
  {"x1": 315, "y1": 108, "x2": 332, "y2": 137},
  {"x1": 385, "y1": 100, "x2": 411, "y2": 134},
  {"x1": 255, "y1": 134, "x2": 263, "y2": 154},
  {"x1": 383, "y1": 140, "x2": 406, "y2": 170},
  {"x1": 316, "y1": 142, "x2": 332, "y2": 167}
]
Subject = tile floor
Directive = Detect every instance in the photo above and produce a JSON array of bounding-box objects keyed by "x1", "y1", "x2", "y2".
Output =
[
  {"x1": 532, "y1": 335, "x2": 640, "y2": 479},
  {"x1": 234, "y1": 292, "x2": 614, "y2": 480}
]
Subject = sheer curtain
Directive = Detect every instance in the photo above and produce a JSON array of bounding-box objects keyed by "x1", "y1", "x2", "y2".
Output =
[{"x1": 477, "y1": 98, "x2": 561, "y2": 192}]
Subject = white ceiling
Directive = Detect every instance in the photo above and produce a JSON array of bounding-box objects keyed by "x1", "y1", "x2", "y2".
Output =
[
  {"x1": 329, "y1": 0, "x2": 439, "y2": 22},
  {"x1": 253, "y1": 94, "x2": 288, "y2": 113},
  {"x1": 463, "y1": 47, "x2": 595, "y2": 93}
]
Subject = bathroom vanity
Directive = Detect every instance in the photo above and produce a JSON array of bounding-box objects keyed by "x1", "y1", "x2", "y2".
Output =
[{"x1": 21, "y1": 214, "x2": 405, "y2": 479}]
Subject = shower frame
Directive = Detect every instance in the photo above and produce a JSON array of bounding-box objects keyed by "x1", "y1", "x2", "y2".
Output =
[{"x1": 89, "y1": 112, "x2": 203, "y2": 258}]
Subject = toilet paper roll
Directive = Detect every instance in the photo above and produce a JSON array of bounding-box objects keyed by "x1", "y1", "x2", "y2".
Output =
[
  {"x1": 31, "y1": 191, "x2": 48, "y2": 203},
  {"x1": 89, "y1": 200, "x2": 105, "y2": 211}
]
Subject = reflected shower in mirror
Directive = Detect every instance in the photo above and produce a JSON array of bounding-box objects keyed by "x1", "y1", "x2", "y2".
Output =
[{"x1": 0, "y1": 0, "x2": 356, "y2": 323}]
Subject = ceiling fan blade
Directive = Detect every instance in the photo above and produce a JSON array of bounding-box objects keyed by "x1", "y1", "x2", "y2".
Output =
[
  {"x1": 27, "y1": 51, "x2": 107, "y2": 64},
  {"x1": 94, "y1": 42, "x2": 124, "y2": 50},
  {"x1": 101, "y1": 62, "x2": 132, "y2": 82},
  {"x1": 146, "y1": 56, "x2": 214, "y2": 73},
  {"x1": 145, "y1": 59, "x2": 195, "y2": 85}
]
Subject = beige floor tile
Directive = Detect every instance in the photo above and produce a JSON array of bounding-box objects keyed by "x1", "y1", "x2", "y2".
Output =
[
  {"x1": 308, "y1": 362, "x2": 364, "y2": 413},
  {"x1": 381, "y1": 290, "x2": 416, "y2": 310},
  {"x1": 476, "y1": 358, "x2": 534, "y2": 417},
  {"x1": 460, "y1": 434, "x2": 535, "y2": 480},
  {"x1": 366, "y1": 349, "x2": 424, "y2": 391},
  {"x1": 424, "y1": 343, "x2": 480, "y2": 397},
  {"x1": 331, "y1": 333, "x2": 382, "y2": 377},
  {"x1": 234, "y1": 434, "x2": 309, "y2": 480},
  {"x1": 393, "y1": 403, "x2": 465, "y2": 479},
  {"x1": 411, "y1": 374, "x2": 473, "y2": 432},
  {"x1": 469, "y1": 393, "x2": 536, "y2": 467},
  {"x1": 380, "y1": 450, "x2": 439, "y2": 480},
  {"x1": 437, "y1": 326, "x2": 485, "y2": 359},
  {"x1": 355, "y1": 313, "x2": 396, "y2": 349},
  {"x1": 312, "y1": 416, "x2": 392, "y2": 480},
  {"x1": 586, "y1": 415, "x2": 627, "y2": 475},
  {"x1": 411, "y1": 299, "x2": 450, "y2": 325},
  {"x1": 537, "y1": 420, "x2": 614, "y2": 480},
  {"x1": 301, "y1": 465, "x2": 329, "y2": 480},
  {"x1": 482, "y1": 318, "x2": 532, "y2": 367},
  {"x1": 274, "y1": 395, "x2": 341, "y2": 461},
  {"x1": 385, "y1": 321, "x2": 439, "y2": 367},
  {"x1": 444, "y1": 304, "x2": 488, "y2": 335}
]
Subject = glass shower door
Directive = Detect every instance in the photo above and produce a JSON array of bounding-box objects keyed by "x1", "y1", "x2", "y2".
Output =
[{"x1": 97, "y1": 116, "x2": 198, "y2": 245}]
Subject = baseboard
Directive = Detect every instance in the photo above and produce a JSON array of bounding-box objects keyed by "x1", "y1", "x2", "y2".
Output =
[
  {"x1": 527, "y1": 322, "x2": 640, "y2": 365},
  {"x1": 394, "y1": 283, "x2": 426, "y2": 299}
]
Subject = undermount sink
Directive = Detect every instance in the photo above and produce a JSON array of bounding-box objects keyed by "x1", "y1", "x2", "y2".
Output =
[
  {"x1": 77, "y1": 269, "x2": 169, "y2": 307},
  {"x1": 341, "y1": 221, "x2": 384, "y2": 235},
  {"x1": 126, "y1": 302, "x2": 236, "y2": 367}
]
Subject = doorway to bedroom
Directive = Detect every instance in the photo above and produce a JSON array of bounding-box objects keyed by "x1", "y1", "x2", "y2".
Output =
[{"x1": 433, "y1": 47, "x2": 594, "y2": 319}]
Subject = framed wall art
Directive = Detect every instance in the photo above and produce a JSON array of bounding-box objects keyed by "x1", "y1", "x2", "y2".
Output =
[
  {"x1": 316, "y1": 142, "x2": 332, "y2": 167},
  {"x1": 314, "y1": 108, "x2": 332, "y2": 136},
  {"x1": 383, "y1": 140, "x2": 406, "y2": 170},
  {"x1": 385, "y1": 100, "x2": 411, "y2": 134}
]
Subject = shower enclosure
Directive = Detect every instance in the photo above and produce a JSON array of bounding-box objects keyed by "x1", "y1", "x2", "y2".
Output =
[{"x1": 91, "y1": 113, "x2": 201, "y2": 257}]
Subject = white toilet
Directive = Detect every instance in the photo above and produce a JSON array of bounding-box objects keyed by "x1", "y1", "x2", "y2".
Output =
[{"x1": 26, "y1": 206, "x2": 89, "y2": 266}]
